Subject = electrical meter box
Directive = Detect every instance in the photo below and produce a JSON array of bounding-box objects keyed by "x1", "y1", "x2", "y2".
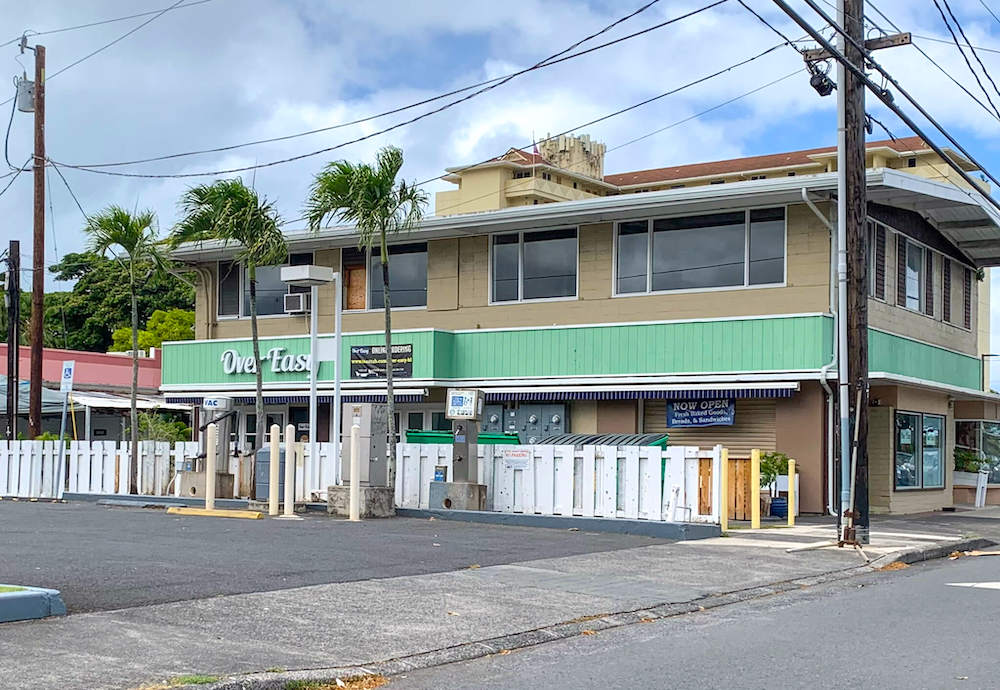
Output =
[{"x1": 342, "y1": 402, "x2": 389, "y2": 486}]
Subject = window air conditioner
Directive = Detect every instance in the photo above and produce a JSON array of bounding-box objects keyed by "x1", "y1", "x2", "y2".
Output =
[{"x1": 283, "y1": 292, "x2": 310, "y2": 314}]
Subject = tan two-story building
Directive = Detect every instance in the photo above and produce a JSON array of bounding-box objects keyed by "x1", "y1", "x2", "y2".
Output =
[{"x1": 163, "y1": 135, "x2": 1000, "y2": 514}]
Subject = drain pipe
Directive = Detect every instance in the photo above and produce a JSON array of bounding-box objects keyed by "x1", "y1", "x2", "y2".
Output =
[{"x1": 802, "y1": 188, "x2": 839, "y2": 516}]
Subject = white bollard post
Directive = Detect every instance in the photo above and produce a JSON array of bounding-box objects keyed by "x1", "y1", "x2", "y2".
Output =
[
  {"x1": 284, "y1": 424, "x2": 296, "y2": 518},
  {"x1": 349, "y1": 422, "x2": 361, "y2": 521},
  {"x1": 269, "y1": 424, "x2": 280, "y2": 516},
  {"x1": 205, "y1": 423, "x2": 217, "y2": 511}
]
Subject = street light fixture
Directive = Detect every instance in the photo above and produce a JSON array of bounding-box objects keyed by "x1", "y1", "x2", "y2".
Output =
[{"x1": 281, "y1": 264, "x2": 341, "y2": 500}]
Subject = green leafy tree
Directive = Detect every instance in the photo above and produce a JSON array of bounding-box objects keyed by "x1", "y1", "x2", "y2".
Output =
[
  {"x1": 110, "y1": 308, "x2": 194, "y2": 352},
  {"x1": 171, "y1": 178, "x2": 286, "y2": 460},
  {"x1": 48, "y1": 252, "x2": 193, "y2": 352},
  {"x1": 304, "y1": 146, "x2": 427, "y2": 491},
  {"x1": 127, "y1": 411, "x2": 191, "y2": 443},
  {"x1": 85, "y1": 206, "x2": 170, "y2": 494}
]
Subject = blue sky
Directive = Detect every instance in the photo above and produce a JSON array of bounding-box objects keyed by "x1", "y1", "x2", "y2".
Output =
[{"x1": 2, "y1": 0, "x2": 1000, "y2": 380}]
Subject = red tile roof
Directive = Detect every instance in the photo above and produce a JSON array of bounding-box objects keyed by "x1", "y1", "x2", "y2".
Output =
[
  {"x1": 496, "y1": 148, "x2": 554, "y2": 167},
  {"x1": 603, "y1": 136, "x2": 928, "y2": 187}
]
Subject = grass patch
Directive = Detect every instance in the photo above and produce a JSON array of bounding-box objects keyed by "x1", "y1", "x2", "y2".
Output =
[
  {"x1": 285, "y1": 674, "x2": 388, "y2": 690},
  {"x1": 134, "y1": 676, "x2": 219, "y2": 690},
  {"x1": 0, "y1": 586, "x2": 26, "y2": 593}
]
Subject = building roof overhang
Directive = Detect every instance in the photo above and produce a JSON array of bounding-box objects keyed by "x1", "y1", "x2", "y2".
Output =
[{"x1": 171, "y1": 169, "x2": 1000, "y2": 267}]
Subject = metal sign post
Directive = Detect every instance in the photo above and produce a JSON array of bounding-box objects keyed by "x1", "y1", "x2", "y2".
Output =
[{"x1": 56, "y1": 360, "x2": 74, "y2": 496}]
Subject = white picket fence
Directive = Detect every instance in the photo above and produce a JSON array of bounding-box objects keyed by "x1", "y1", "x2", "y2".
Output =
[
  {"x1": 396, "y1": 443, "x2": 723, "y2": 524},
  {"x1": 1, "y1": 439, "x2": 341, "y2": 501}
]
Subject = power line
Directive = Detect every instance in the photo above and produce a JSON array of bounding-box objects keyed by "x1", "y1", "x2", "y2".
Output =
[
  {"x1": 930, "y1": 0, "x2": 1000, "y2": 119},
  {"x1": 0, "y1": 156, "x2": 30, "y2": 199},
  {"x1": 0, "y1": 0, "x2": 196, "y2": 108},
  {"x1": 940, "y1": 0, "x2": 1000, "y2": 106},
  {"x1": 867, "y1": 0, "x2": 1000, "y2": 121},
  {"x1": 794, "y1": 0, "x2": 1000, "y2": 209},
  {"x1": 0, "y1": 0, "x2": 220, "y2": 48},
  {"x1": 416, "y1": 40, "x2": 791, "y2": 190},
  {"x1": 48, "y1": 160, "x2": 87, "y2": 219},
  {"x1": 430, "y1": 65, "x2": 804, "y2": 217},
  {"x1": 737, "y1": 0, "x2": 801, "y2": 48},
  {"x1": 981, "y1": 0, "x2": 1000, "y2": 27},
  {"x1": 911, "y1": 33, "x2": 1000, "y2": 55},
  {"x1": 50, "y1": 0, "x2": 729, "y2": 180},
  {"x1": 4, "y1": 82, "x2": 17, "y2": 169},
  {"x1": 59, "y1": 2, "x2": 713, "y2": 170}
]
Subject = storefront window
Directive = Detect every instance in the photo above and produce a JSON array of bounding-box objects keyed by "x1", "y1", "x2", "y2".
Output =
[
  {"x1": 245, "y1": 412, "x2": 285, "y2": 451},
  {"x1": 953, "y1": 420, "x2": 1000, "y2": 484},
  {"x1": 922, "y1": 415, "x2": 944, "y2": 488},
  {"x1": 895, "y1": 412, "x2": 919, "y2": 489},
  {"x1": 984, "y1": 423, "x2": 1000, "y2": 483},
  {"x1": 895, "y1": 411, "x2": 945, "y2": 489}
]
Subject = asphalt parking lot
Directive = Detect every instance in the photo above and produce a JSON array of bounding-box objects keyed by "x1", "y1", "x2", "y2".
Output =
[{"x1": 0, "y1": 500, "x2": 668, "y2": 613}]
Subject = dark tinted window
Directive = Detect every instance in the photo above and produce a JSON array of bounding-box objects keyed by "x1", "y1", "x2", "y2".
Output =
[
  {"x1": 652, "y1": 212, "x2": 745, "y2": 290},
  {"x1": 616, "y1": 221, "x2": 648, "y2": 294},
  {"x1": 522, "y1": 229, "x2": 577, "y2": 299},
  {"x1": 369, "y1": 243, "x2": 428, "y2": 308},
  {"x1": 218, "y1": 261, "x2": 240, "y2": 316},
  {"x1": 749, "y1": 207, "x2": 785, "y2": 285},
  {"x1": 492, "y1": 234, "x2": 520, "y2": 302}
]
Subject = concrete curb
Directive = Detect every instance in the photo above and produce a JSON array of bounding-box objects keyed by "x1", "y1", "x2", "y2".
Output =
[
  {"x1": 868, "y1": 536, "x2": 998, "y2": 570},
  {"x1": 166, "y1": 535, "x2": 997, "y2": 690},
  {"x1": 0, "y1": 585, "x2": 67, "y2": 623},
  {"x1": 395, "y1": 508, "x2": 722, "y2": 540},
  {"x1": 64, "y1": 493, "x2": 329, "y2": 513}
]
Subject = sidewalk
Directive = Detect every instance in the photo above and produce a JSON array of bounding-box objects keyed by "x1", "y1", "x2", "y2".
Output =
[{"x1": 0, "y1": 511, "x2": 995, "y2": 690}]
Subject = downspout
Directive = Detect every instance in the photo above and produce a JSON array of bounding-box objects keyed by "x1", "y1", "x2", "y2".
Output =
[{"x1": 802, "y1": 187, "x2": 839, "y2": 516}]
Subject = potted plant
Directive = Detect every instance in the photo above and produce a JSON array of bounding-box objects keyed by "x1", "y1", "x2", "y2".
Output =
[
  {"x1": 760, "y1": 452, "x2": 797, "y2": 518},
  {"x1": 954, "y1": 447, "x2": 983, "y2": 487}
]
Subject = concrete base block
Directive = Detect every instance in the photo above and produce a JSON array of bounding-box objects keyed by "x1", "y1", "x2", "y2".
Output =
[
  {"x1": 428, "y1": 482, "x2": 487, "y2": 511},
  {"x1": 327, "y1": 485, "x2": 396, "y2": 518},
  {"x1": 177, "y1": 471, "x2": 235, "y2": 499}
]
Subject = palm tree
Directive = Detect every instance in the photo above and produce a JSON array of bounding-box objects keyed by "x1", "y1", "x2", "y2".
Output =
[
  {"x1": 85, "y1": 206, "x2": 168, "y2": 494},
  {"x1": 305, "y1": 146, "x2": 427, "y2": 493},
  {"x1": 170, "y1": 179, "x2": 286, "y2": 470}
]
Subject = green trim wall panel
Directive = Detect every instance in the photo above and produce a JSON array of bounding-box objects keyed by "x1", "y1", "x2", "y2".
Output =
[
  {"x1": 868, "y1": 329, "x2": 982, "y2": 391},
  {"x1": 162, "y1": 317, "x2": 980, "y2": 391},
  {"x1": 161, "y1": 316, "x2": 834, "y2": 387}
]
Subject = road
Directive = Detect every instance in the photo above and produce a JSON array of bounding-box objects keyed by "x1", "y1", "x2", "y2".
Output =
[
  {"x1": 393, "y1": 549, "x2": 1000, "y2": 690},
  {"x1": 0, "y1": 500, "x2": 665, "y2": 612}
]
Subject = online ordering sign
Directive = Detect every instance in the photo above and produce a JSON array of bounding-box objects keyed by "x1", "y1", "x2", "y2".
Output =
[{"x1": 666, "y1": 398, "x2": 734, "y2": 428}]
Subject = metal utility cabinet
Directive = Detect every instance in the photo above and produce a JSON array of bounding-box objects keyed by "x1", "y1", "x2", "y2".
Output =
[{"x1": 341, "y1": 402, "x2": 388, "y2": 486}]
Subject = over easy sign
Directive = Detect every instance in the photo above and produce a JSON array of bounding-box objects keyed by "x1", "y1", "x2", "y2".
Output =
[
  {"x1": 666, "y1": 398, "x2": 734, "y2": 428},
  {"x1": 221, "y1": 347, "x2": 310, "y2": 375}
]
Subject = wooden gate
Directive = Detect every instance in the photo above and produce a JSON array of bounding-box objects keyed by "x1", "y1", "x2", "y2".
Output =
[{"x1": 699, "y1": 456, "x2": 753, "y2": 520}]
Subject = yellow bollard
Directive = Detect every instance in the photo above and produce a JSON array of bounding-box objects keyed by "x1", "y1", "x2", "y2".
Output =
[
  {"x1": 750, "y1": 448, "x2": 761, "y2": 529},
  {"x1": 787, "y1": 458, "x2": 796, "y2": 527},
  {"x1": 268, "y1": 424, "x2": 280, "y2": 516},
  {"x1": 283, "y1": 424, "x2": 296, "y2": 518},
  {"x1": 720, "y1": 448, "x2": 729, "y2": 532}
]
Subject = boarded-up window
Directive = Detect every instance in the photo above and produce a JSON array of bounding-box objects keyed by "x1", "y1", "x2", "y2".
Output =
[
  {"x1": 964, "y1": 267, "x2": 973, "y2": 329},
  {"x1": 896, "y1": 234, "x2": 906, "y2": 307},
  {"x1": 643, "y1": 399, "x2": 776, "y2": 456},
  {"x1": 872, "y1": 223, "x2": 886, "y2": 300},
  {"x1": 942, "y1": 260, "x2": 951, "y2": 323},
  {"x1": 924, "y1": 251, "x2": 934, "y2": 316}
]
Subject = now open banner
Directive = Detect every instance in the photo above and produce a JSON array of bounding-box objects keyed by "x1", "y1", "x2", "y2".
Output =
[{"x1": 666, "y1": 399, "x2": 734, "y2": 428}]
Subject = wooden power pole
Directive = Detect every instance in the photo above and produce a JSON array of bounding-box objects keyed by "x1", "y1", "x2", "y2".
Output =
[
  {"x1": 5, "y1": 239, "x2": 20, "y2": 440},
  {"x1": 28, "y1": 44, "x2": 45, "y2": 439},
  {"x1": 843, "y1": 0, "x2": 869, "y2": 544}
]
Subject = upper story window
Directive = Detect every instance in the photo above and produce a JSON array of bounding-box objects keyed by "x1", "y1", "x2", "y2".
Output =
[
  {"x1": 615, "y1": 207, "x2": 785, "y2": 295},
  {"x1": 217, "y1": 252, "x2": 313, "y2": 318},
  {"x1": 896, "y1": 236, "x2": 925, "y2": 313},
  {"x1": 491, "y1": 228, "x2": 578, "y2": 302},
  {"x1": 342, "y1": 242, "x2": 428, "y2": 311},
  {"x1": 513, "y1": 171, "x2": 530, "y2": 180}
]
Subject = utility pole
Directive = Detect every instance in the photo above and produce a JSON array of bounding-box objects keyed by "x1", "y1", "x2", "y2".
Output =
[
  {"x1": 843, "y1": 0, "x2": 869, "y2": 544},
  {"x1": 28, "y1": 44, "x2": 45, "y2": 439},
  {"x1": 5, "y1": 240, "x2": 20, "y2": 440}
]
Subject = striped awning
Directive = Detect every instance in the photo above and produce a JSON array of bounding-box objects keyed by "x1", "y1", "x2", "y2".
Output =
[
  {"x1": 484, "y1": 386, "x2": 797, "y2": 402},
  {"x1": 165, "y1": 393, "x2": 424, "y2": 405}
]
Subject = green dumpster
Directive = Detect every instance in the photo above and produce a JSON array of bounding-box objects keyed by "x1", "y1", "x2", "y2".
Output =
[
  {"x1": 404, "y1": 429, "x2": 521, "y2": 444},
  {"x1": 405, "y1": 429, "x2": 454, "y2": 444}
]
